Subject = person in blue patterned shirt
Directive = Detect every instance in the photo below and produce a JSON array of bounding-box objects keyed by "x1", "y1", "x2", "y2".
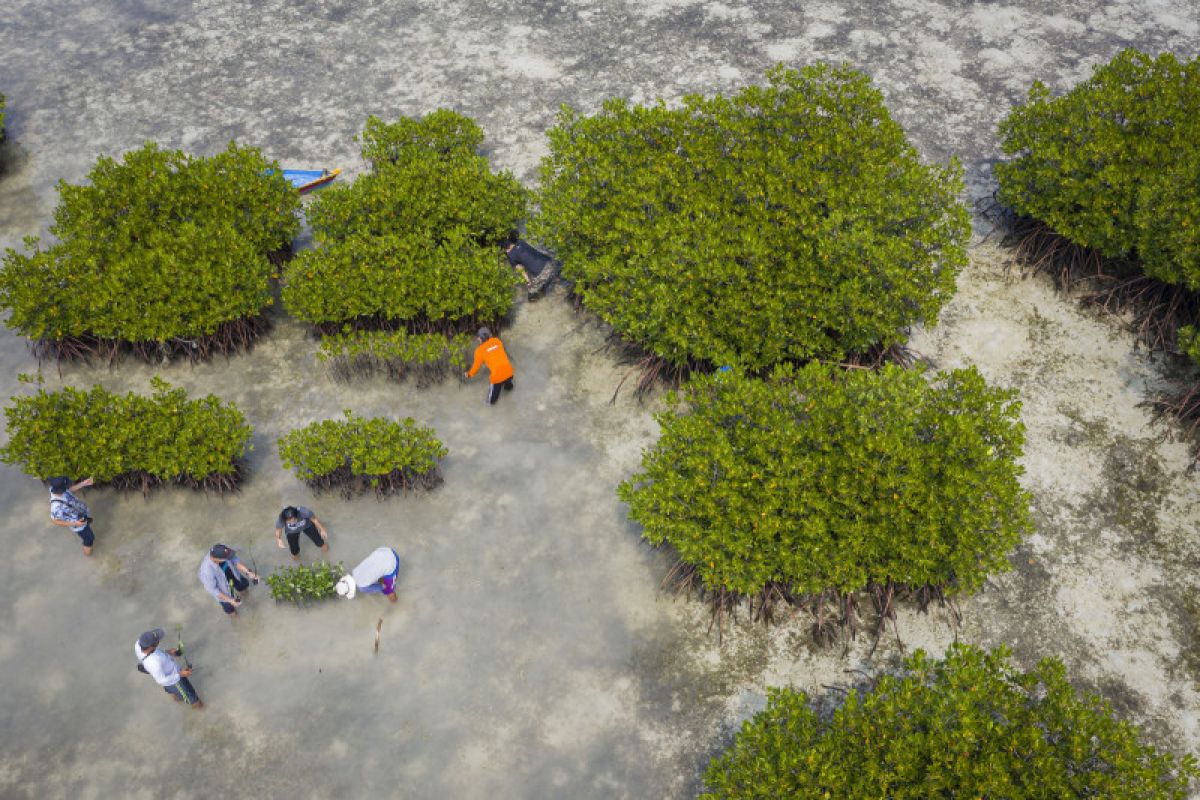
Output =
[{"x1": 48, "y1": 476, "x2": 96, "y2": 556}]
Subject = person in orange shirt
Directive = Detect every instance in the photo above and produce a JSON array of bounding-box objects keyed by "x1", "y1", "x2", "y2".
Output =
[{"x1": 464, "y1": 326, "x2": 515, "y2": 405}]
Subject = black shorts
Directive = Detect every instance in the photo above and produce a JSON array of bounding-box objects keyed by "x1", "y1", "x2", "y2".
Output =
[
  {"x1": 286, "y1": 521, "x2": 323, "y2": 555},
  {"x1": 74, "y1": 524, "x2": 95, "y2": 548}
]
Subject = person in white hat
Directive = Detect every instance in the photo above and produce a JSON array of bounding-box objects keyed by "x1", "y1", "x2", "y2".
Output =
[{"x1": 336, "y1": 547, "x2": 400, "y2": 602}]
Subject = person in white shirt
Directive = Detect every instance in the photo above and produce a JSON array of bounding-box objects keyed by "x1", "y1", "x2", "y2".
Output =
[
  {"x1": 134, "y1": 628, "x2": 202, "y2": 708},
  {"x1": 335, "y1": 547, "x2": 400, "y2": 602}
]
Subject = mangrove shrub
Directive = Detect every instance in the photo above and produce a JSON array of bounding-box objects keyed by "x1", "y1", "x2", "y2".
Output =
[
  {"x1": 701, "y1": 644, "x2": 1198, "y2": 799},
  {"x1": 282, "y1": 110, "x2": 525, "y2": 335},
  {"x1": 1, "y1": 377, "x2": 251, "y2": 493},
  {"x1": 278, "y1": 410, "x2": 447, "y2": 497},
  {"x1": 532, "y1": 63, "x2": 969, "y2": 371},
  {"x1": 618, "y1": 365, "x2": 1031, "y2": 631},
  {"x1": 997, "y1": 49, "x2": 1200, "y2": 288},
  {"x1": 0, "y1": 142, "x2": 300, "y2": 361}
]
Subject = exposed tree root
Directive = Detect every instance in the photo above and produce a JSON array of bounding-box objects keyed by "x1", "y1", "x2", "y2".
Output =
[
  {"x1": 302, "y1": 465, "x2": 444, "y2": 499},
  {"x1": 659, "y1": 558, "x2": 958, "y2": 646},
  {"x1": 101, "y1": 463, "x2": 244, "y2": 497},
  {"x1": 31, "y1": 316, "x2": 272, "y2": 367},
  {"x1": 326, "y1": 353, "x2": 457, "y2": 387},
  {"x1": 312, "y1": 315, "x2": 497, "y2": 340}
]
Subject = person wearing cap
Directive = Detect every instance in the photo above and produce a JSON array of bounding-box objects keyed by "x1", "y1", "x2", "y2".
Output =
[
  {"x1": 134, "y1": 628, "x2": 202, "y2": 708},
  {"x1": 335, "y1": 547, "x2": 401, "y2": 602},
  {"x1": 503, "y1": 236, "x2": 561, "y2": 299},
  {"x1": 464, "y1": 327, "x2": 514, "y2": 405},
  {"x1": 274, "y1": 506, "x2": 330, "y2": 561},
  {"x1": 198, "y1": 544, "x2": 259, "y2": 617},
  {"x1": 47, "y1": 476, "x2": 97, "y2": 556}
]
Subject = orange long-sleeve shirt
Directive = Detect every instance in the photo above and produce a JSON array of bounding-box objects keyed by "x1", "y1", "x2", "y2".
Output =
[{"x1": 467, "y1": 337, "x2": 514, "y2": 384}]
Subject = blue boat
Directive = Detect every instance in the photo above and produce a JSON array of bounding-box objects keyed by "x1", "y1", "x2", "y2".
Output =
[{"x1": 281, "y1": 168, "x2": 341, "y2": 193}]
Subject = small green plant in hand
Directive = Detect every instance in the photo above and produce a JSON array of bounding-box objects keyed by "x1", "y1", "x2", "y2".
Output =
[{"x1": 266, "y1": 561, "x2": 346, "y2": 604}]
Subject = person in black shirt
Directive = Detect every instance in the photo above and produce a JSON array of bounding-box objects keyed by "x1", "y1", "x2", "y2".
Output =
[{"x1": 503, "y1": 238, "x2": 561, "y2": 298}]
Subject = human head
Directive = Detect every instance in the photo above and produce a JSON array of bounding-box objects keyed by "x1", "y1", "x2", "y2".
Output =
[
  {"x1": 477, "y1": 326, "x2": 491, "y2": 342},
  {"x1": 335, "y1": 575, "x2": 357, "y2": 599},
  {"x1": 48, "y1": 476, "x2": 70, "y2": 494},
  {"x1": 138, "y1": 628, "x2": 165, "y2": 651},
  {"x1": 209, "y1": 544, "x2": 235, "y2": 562},
  {"x1": 281, "y1": 506, "x2": 299, "y2": 522}
]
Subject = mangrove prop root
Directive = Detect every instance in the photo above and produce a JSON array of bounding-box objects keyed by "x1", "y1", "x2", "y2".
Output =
[
  {"x1": 325, "y1": 353, "x2": 454, "y2": 387},
  {"x1": 31, "y1": 316, "x2": 272, "y2": 367},
  {"x1": 313, "y1": 315, "x2": 495, "y2": 340},
  {"x1": 659, "y1": 559, "x2": 956, "y2": 647},
  {"x1": 302, "y1": 465, "x2": 444, "y2": 499},
  {"x1": 1001, "y1": 216, "x2": 1200, "y2": 353},
  {"x1": 89, "y1": 462, "x2": 244, "y2": 497}
]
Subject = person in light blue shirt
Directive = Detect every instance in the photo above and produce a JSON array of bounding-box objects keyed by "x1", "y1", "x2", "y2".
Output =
[{"x1": 198, "y1": 544, "x2": 259, "y2": 617}]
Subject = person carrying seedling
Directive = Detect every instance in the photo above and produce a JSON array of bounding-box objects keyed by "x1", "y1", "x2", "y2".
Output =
[
  {"x1": 134, "y1": 628, "x2": 202, "y2": 709},
  {"x1": 503, "y1": 235, "x2": 561, "y2": 299},
  {"x1": 335, "y1": 546, "x2": 401, "y2": 602},
  {"x1": 47, "y1": 476, "x2": 96, "y2": 556},
  {"x1": 464, "y1": 327, "x2": 514, "y2": 405},
  {"x1": 274, "y1": 506, "x2": 330, "y2": 560},
  {"x1": 198, "y1": 544, "x2": 259, "y2": 617}
]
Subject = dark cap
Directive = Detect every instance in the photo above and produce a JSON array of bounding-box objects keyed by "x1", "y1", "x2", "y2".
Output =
[
  {"x1": 209, "y1": 544, "x2": 235, "y2": 560},
  {"x1": 137, "y1": 628, "x2": 165, "y2": 650},
  {"x1": 48, "y1": 476, "x2": 70, "y2": 493},
  {"x1": 477, "y1": 327, "x2": 492, "y2": 341}
]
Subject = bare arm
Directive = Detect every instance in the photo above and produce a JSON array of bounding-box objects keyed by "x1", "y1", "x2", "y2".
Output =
[
  {"x1": 69, "y1": 477, "x2": 94, "y2": 492},
  {"x1": 311, "y1": 516, "x2": 329, "y2": 542}
]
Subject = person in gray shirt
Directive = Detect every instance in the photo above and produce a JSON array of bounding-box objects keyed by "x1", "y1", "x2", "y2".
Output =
[
  {"x1": 198, "y1": 544, "x2": 259, "y2": 617},
  {"x1": 274, "y1": 506, "x2": 330, "y2": 561}
]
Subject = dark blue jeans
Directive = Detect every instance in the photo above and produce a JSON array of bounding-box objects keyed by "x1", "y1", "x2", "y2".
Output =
[{"x1": 74, "y1": 524, "x2": 95, "y2": 547}]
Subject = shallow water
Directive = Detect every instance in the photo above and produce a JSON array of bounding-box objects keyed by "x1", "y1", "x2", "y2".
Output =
[{"x1": 1, "y1": 2, "x2": 1198, "y2": 797}]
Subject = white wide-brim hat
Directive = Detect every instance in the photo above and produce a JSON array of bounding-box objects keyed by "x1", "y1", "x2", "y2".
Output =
[{"x1": 335, "y1": 575, "x2": 356, "y2": 599}]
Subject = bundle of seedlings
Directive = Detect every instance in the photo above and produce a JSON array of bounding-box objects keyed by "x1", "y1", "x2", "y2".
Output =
[
  {"x1": 266, "y1": 561, "x2": 346, "y2": 604},
  {"x1": 531, "y1": 63, "x2": 969, "y2": 395},
  {"x1": 700, "y1": 644, "x2": 1198, "y2": 799},
  {"x1": 618, "y1": 366, "x2": 1031, "y2": 644},
  {"x1": 0, "y1": 142, "x2": 300, "y2": 363},
  {"x1": 278, "y1": 410, "x2": 447, "y2": 498},
  {"x1": 317, "y1": 330, "x2": 472, "y2": 385},
  {"x1": 1, "y1": 376, "x2": 251, "y2": 494},
  {"x1": 282, "y1": 110, "x2": 525, "y2": 353}
]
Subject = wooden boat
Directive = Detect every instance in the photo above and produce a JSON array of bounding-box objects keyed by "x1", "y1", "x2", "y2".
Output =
[{"x1": 282, "y1": 168, "x2": 342, "y2": 193}]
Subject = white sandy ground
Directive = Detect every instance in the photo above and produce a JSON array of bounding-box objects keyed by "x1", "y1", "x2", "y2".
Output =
[{"x1": 1, "y1": 0, "x2": 1199, "y2": 797}]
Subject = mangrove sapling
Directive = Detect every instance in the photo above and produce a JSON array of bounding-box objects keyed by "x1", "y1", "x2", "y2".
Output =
[{"x1": 175, "y1": 624, "x2": 192, "y2": 669}]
